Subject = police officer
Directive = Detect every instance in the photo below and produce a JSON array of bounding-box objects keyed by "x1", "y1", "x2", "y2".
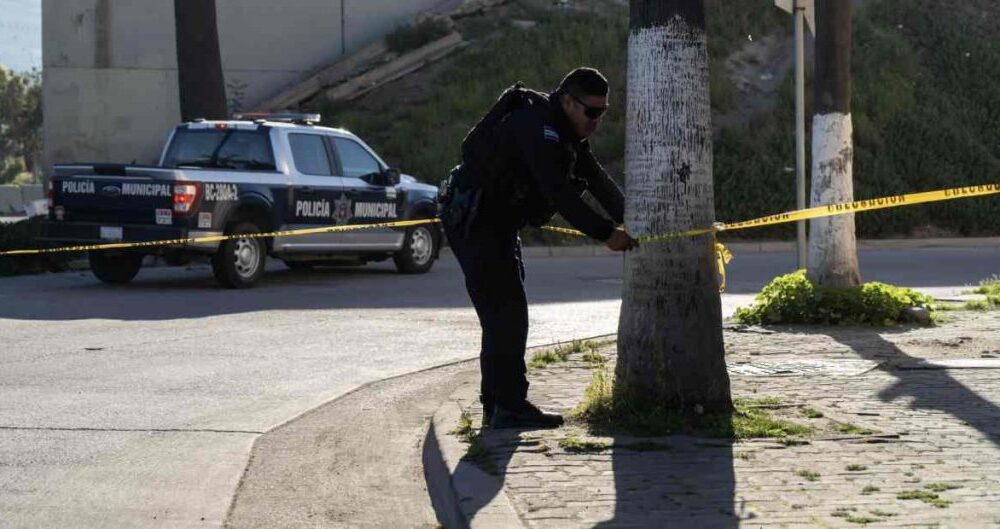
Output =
[{"x1": 442, "y1": 67, "x2": 638, "y2": 429}]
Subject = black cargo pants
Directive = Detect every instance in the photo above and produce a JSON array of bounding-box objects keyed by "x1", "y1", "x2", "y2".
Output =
[{"x1": 443, "y1": 213, "x2": 529, "y2": 413}]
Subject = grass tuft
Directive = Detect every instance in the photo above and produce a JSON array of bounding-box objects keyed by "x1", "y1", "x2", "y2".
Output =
[
  {"x1": 924, "y1": 482, "x2": 962, "y2": 493},
  {"x1": 836, "y1": 422, "x2": 877, "y2": 436},
  {"x1": 796, "y1": 469, "x2": 821, "y2": 482},
  {"x1": 572, "y1": 369, "x2": 811, "y2": 439},
  {"x1": 861, "y1": 485, "x2": 880, "y2": 495},
  {"x1": 803, "y1": 408, "x2": 824, "y2": 419},
  {"x1": 559, "y1": 435, "x2": 610, "y2": 453},
  {"x1": 846, "y1": 464, "x2": 868, "y2": 472},
  {"x1": 897, "y1": 489, "x2": 952, "y2": 508},
  {"x1": 452, "y1": 411, "x2": 498, "y2": 474}
]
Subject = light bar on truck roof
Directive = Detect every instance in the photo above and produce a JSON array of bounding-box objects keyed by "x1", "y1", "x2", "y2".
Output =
[
  {"x1": 187, "y1": 121, "x2": 260, "y2": 131},
  {"x1": 232, "y1": 112, "x2": 322, "y2": 125}
]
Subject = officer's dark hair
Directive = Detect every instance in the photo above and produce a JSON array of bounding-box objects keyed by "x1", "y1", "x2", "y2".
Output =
[{"x1": 555, "y1": 67, "x2": 609, "y2": 98}]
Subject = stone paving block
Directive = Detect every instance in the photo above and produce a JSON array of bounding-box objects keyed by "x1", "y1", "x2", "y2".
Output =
[{"x1": 439, "y1": 311, "x2": 1000, "y2": 527}]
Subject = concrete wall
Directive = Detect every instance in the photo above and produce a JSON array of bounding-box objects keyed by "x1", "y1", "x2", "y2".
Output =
[
  {"x1": 43, "y1": 0, "x2": 452, "y2": 171},
  {"x1": 0, "y1": 185, "x2": 44, "y2": 215}
]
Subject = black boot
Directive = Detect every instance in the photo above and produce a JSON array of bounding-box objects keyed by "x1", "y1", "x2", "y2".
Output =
[{"x1": 490, "y1": 401, "x2": 564, "y2": 429}]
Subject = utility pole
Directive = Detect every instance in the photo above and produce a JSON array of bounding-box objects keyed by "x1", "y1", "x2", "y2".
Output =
[{"x1": 775, "y1": 0, "x2": 814, "y2": 270}]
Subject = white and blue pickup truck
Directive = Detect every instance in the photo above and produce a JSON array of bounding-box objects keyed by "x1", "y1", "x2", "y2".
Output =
[{"x1": 43, "y1": 114, "x2": 442, "y2": 288}]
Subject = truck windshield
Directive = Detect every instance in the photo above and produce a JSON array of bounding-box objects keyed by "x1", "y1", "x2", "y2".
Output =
[{"x1": 162, "y1": 129, "x2": 276, "y2": 171}]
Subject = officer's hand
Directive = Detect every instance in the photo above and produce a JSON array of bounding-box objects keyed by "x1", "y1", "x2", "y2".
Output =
[{"x1": 605, "y1": 228, "x2": 639, "y2": 252}]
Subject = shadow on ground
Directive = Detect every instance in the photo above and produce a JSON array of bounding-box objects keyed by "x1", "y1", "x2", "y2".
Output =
[
  {"x1": 825, "y1": 327, "x2": 1000, "y2": 449},
  {"x1": 0, "y1": 255, "x2": 624, "y2": 321},
  {"x1": 443, "y1": 426, "x2": 740, "y2": 528}
]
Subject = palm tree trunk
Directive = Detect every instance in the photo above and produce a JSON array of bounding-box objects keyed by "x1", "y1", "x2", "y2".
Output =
[
  {"x1": 618, "y1": 0, "x2": 732, "y2": 413},
  {"x1": 808, "y1": 0, "x2": 860, "y2": 287},
  {"x1": 174, "y1": 0, "x2": 228, "y2": 121}
]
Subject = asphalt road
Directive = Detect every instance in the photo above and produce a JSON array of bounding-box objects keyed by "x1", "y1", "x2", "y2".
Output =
[{"x1": 0, "y1": 245, "x2": 996, "y2": 528}]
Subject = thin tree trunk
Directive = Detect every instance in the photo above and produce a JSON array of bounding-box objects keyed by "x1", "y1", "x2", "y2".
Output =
[
  {"x1": 618, "y1": 0, "x2": 732, "y2": 413},
  {"x1": 807, "y1": 0, "x2": 860, "y2": 287},
  {"x1": 174, "y1": 0, "x2": 228, "y2": 121}
]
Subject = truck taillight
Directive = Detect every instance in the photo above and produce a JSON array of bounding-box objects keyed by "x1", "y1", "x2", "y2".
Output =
[
  {"x1": 46, "y1": 180, "x2": 53, "y2": 208},
  {"x1": 173, "y1": 183, "x2": 200, "y2": 215}
]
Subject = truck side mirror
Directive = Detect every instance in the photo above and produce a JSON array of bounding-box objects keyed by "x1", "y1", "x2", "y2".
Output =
[{"x1": 381, "y1": 168, "x2": 401, "y2": 187}]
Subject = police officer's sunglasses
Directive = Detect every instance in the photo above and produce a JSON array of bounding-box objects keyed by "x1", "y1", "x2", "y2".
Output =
[{"x1": 568, "y1": 92, "x2": 609, "y2": 120}]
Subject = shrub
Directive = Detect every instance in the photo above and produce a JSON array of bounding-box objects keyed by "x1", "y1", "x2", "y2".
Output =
[
  {"x1": 384, "y1": 17, "x2": 454, "y2": 55},
  {"x1": 0, "y1": 217, "x2": 73, "y2": 276},
  {"x1": 733, "y1": 270, "x2": 934, "y2": 326}
]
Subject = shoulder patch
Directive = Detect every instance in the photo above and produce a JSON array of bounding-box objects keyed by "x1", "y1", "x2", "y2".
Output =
[{"x1": 542, "y1": 125, "x2": 561, "y2": 144}]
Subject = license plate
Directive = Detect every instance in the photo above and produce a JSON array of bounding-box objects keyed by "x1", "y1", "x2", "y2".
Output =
[{"x1": 100, "y1": 226, "x2": 123, "y2": 241}]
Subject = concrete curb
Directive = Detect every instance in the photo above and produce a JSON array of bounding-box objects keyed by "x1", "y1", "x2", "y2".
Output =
[
  {"x1": 426, "y1": 386, "x2": 526, "y2": 529},
  {"x1": 439, "y1": 237, "x2": 1000, "y2": 258},
  {"x1": 422, "y1": 336, "x2": 615, "y2": 528}
]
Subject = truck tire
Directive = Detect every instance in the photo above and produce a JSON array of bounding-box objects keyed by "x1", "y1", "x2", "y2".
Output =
[
  {"x1": 393, "y1": 224, "x2": 438, "y2": 274},
  {"x1": 212, "y1": 221, "x2": 267, "y2": 289},
  {"x1": 89, "y1": 251, "x2": 143, "y2": 285}
]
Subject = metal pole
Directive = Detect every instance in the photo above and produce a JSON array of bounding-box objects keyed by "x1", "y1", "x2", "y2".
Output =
[
  {"x1": 794, "y1": 0, "x2": 808, "y2": 269},
  {"x1": 341, "y1": 0, "x2": 347, "y2": 56}
]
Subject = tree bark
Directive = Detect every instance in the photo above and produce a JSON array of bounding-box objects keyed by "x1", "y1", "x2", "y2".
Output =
[
  {"x1": 807, "y1": 0, "x2": 860, "y2": 287},
  {"x1": 174, "y1": 0, "x2": 228, "y2": 121},
  {"x1": 618, "y1": 0, "x2": 732, "y2": 413}
]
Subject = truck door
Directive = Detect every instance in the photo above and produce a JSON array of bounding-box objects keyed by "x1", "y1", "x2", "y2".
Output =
[
  {"x1": 279, "y1": 132, "x2": 347, "y2": 252},
  {"x1": 330, "y1": 137, "x2": 403, "y2": 250}
]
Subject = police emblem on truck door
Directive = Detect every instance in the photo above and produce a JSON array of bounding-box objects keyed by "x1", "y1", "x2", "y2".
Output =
[{"x1": 333, "y1": 193, "x2": 352, "y2": 225}]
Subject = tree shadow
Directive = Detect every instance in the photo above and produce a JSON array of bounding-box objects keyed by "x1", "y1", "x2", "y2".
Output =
[
  {"x1": 0, "y1": 254, "x2": 625, "y2": 321},
  {"x1": 444, "y1": 421, "x2": 741, "y2": 527},
  {"x1": 823, "y1": 326, "x2": 1000, "y2": 449},
  {"x1": 593, "y1": 435, "x2": 740, "y2": 528}
]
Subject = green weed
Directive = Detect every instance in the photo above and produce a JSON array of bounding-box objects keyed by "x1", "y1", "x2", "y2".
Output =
[
  {"x1": 861, "y1": 485, "x2": 880, "y2": 495},
  {"x1": 803, "y1": 408, "x2": 824, "y2": 419},
  {"x1": 897, "y1": 490, "x2": 951, "y2": 508},
  {"x1": 572, "y1": 369, "x2": 811, "y2": 439},
  {"x1": 796, "y1": 469, "x2": 821, "y2": 482},
  {"x1": 559, "y1": 435, "x2": 610, "y2": 453},
  {"x1": 836, "y1": 422, "x2": 877, "y2": 436},
  {"x1": 452, "y1": 411, "x2": 498, "y2": 474},
  {"x1": 924, "y1": 482, "x2": 962, "y2": 493}
]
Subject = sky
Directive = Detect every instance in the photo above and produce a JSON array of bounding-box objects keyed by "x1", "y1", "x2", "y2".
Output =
[{"x1": 0, "y1": 0, "x2": 42, "y2": 72}]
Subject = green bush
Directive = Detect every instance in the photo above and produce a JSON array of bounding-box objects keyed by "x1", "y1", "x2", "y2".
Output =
[
  {"x1": 385, "y1": 17, "x2": 454, "y2": 55},
  {"x1": 733, "y1": 270, "x2": 934, "y2": 326},
  {"x1": 328, "y1": 0, "x2": 1000, "y2": 240},
  {"x1": 0, "y1": 217, "x2": 73, "y2": 276}
]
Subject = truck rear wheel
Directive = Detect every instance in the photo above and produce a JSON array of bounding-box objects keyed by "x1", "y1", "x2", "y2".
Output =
[
  {"x1": 89, "y1": 251, "x2": 143, "y2": 285},
  {"x1": 212, "y1": 221, "x2": 267, "y2": 289},
  {"x1": 393, "y1": 224, "x2": 438, "y2": 274}
]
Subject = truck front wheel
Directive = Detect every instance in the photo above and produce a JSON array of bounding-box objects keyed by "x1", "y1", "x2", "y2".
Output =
[
  {"x1": 393, "y1": 224, "x2": 439, "y2": 274},
  {"x1": 212, "y1": 221, "x2": 267, "y2": 289},
  {"x1": 89, "y1": 251, "x2": 143, "y2": 285}
]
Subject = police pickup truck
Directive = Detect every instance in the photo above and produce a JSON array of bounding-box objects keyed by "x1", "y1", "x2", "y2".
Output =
[{"x1": 44, "y1": 114, "x2": 442, "y2": 288}]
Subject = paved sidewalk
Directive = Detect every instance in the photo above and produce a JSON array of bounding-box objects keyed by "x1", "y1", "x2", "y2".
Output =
[{"x1": 430, "y1": 311, "x2": 1000, "y2": 528}]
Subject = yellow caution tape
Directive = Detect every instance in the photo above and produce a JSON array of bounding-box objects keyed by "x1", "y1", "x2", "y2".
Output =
[
  {"x1": 0, "y1": 218, "x2": 440, "y2": 257},
  {"x1": 539, "y1": 183, "x2": 999, "y2": 292},
  {"x1": 2, "y1": 183, "x2": 997, "y2": 259},
  {"x1": 718, "y1": 183, "x2": 1000, "y2": 232},
  {"x1": 715, "y1": 241, "x2": 733, "y2": 293}
]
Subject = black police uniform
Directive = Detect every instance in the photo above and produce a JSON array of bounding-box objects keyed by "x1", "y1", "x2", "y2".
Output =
[{"x1": 442, "y1": 91, "x2": 624, "y2": 417}]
